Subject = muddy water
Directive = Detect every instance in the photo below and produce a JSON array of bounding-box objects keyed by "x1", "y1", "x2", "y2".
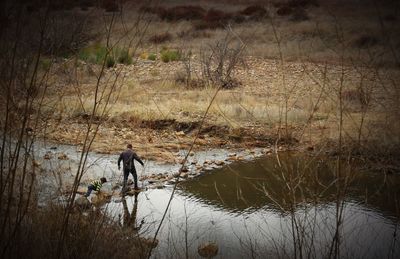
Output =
[
  {"x1": 33, "y1": 141, "x2": 400, "y2": 258},
  {"x1": 106, "y1": 154, "x2": 400, "y2": 258}
]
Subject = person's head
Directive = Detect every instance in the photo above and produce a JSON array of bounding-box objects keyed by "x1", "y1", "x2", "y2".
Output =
[
  {"x1": 100, "y1": 177, "x2": 107, "y2": 183},
  {"x1": 127, "y1": 144, "x2": 133, "y2": 149}
]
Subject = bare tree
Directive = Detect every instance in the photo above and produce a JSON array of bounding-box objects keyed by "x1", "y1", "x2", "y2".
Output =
[{"x1": 200, "y1": 28, "x2": 246, "y2": 89}]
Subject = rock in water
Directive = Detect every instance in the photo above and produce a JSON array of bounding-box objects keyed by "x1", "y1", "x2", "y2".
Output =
[
  {"x1": 179, "y1": 172, "x2": 188, "y2": 178},
  {"x1": 57, "y1": 153, "x2": 68, "y2": 160},
  {"x1": 75, "y1": 196, "x2": 91, "y2": 210},
  {"x1": 155, "y1": 183, "x2": 164, "y2": 189},
  {"x1": 198, "y1": 242, "x2": 218, "y2": 258},
  {"x1": 215, "y1": 160, "x2": 224, "y2": 166},
  {"x1": 43, "y1": 152, "x2": 52, "y2": 160},
  {"x1": 91, "y1": 192, "x2": 111, "y2": 206},
  {"x1": 179, "y1": 166, "x2": 189, "y2": 172},
  {"x1": 112, "y1": 183, "x2": 120, "y2": 190}
]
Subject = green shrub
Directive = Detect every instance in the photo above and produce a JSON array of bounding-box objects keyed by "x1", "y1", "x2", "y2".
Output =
[
  {"x1": 95, "y1": 46, "x2": 108, "y2": 64},
  {"x1": 117, "y1": 49, "x2": 132, "y2": 65},
  {"x1": 160, "y1": 49, "x2": 181, "y2": 62},
  {"x1": 106, "y1": 55, "x2": 115, "y2": 68},
  {"x1": 147, "y1": 53, "x2": 157, "y2": 61},
  {"x1": 78, "y1": 48, "x2": 90, "y2": 61},
  {"x1": 39, "y1": 58, "x2": 52, "y2": 70},
  {"x1": 78, "y1": 44, "x2": 108, "y2": 65},
  {"x1": 78, "y1": 44, "x2": 132, "y2": 67}
]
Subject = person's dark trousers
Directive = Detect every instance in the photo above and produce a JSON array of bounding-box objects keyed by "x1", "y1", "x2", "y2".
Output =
[
  {"x1": 123, "y1": 168, "x2": 138, "y2": 189},
  {"x1": 84, "y1": 184, "x2": 95, "y2": 197}
]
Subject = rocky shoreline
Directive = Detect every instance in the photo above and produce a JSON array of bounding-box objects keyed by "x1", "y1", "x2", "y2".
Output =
[
  {"x1": 74, "y1": 146, "x2": 282, "y2": 206},
  {"x1": 34, "y1": 139, "x2": 289, "y2": 207}
]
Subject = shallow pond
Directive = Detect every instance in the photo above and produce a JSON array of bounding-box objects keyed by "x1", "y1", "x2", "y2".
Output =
[{"x1": 106, "y1": 153, "x2": 400, "y2": 258}]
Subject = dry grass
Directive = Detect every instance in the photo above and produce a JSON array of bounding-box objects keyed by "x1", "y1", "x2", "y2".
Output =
[
  {"x1": 42, "y1": 48, "x2": 400, "y2": 138},
  {"x1": 2, "y1": 203, "x2": 154, "y2": 259},
  {"x1": 32, "y1": 1, "x2": 400, "y2": 164},
  {"x1": 118, "y1": 1, "x2": 400, "y2": 66},
  {"x1": 43, "y1": 65, "x2": 341, "y2": 131}
]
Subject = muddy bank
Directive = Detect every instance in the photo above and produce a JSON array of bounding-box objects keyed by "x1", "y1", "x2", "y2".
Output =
[{"x1": 37, "y1": 115, "x2": 294, "y2": 164}]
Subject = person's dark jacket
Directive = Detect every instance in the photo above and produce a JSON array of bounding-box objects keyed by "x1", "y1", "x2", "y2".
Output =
[{"x1": 118, "y1": 149, "x2": 144, "y2": 170}]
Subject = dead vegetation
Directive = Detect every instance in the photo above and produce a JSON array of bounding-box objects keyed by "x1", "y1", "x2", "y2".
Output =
[
  {"x1": 149, "y1": 32, "x2": 172, "y2": 44},
  {"x1": 141, "y1": 3, "x2": 269, "y2": 31},
  {"x1": 5, "y1": 205, "x2": 154, "y2": 259},
  {"x1": 2, "y1": 1, "x2": 400, "y2": 258},
  {"x1": 26, "y1": 0, "x2": 123, "y2": 13}
]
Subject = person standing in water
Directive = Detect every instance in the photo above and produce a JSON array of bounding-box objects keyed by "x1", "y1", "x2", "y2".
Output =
[{"x1": 118, "y1": 144, "x2": 144, "y2": 191}]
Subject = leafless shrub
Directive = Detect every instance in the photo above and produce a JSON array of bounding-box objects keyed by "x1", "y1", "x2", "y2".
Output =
[
  {"x1": 204, "y1": 8, "x2": 232, "y2": 23},
  {"x1": 149, "y1": 32, "x2": 172, "y2": 44},
  {"x1": 140, "y1": 6, "x2": 166, "y2": 15},
  {"x1": 45, "y1": 12, "x2": 95, "y2": 56},
  {"x1": 29, "y1": 0, "x2": 109, "y2": 12},
  {"x1": 192, "y1": 8, "x2": 234, "y2": 31},
  {"x1": 175, "y1": 71, "x2": 205, "y2": 89},
  {"x1": 48, "y1": 0, "x2": 75, "y2": 11},
  {"x1": 176, "y1": 30, "x2": 212, "y2": 39},
  {"x1": 0, "y1": 2, "x2": 75, "y2": 256},
  {"x1": 276, "y1": 6, "x2": 293, "y2": 16},
  {"x1": 290, "y1": 7, "x2": 310, "y2": 22},
  {"x1": 274, "y1": 0, "x2": 319, "y2": 9},
  {"x1": 353, "y1": 35, "x2": 379, "y2": 49},
  {"x1": 341, "y1": 88, "x2": 370, "y2": 106},
  {"x1": 174, "y1": 51, "x2": 206, "y2": 89},
  {"x1": 383, "y1": 14, "x2": 397, "y2": 22},
  {"x1": 276, "y1": 0, "x2": 317, "y2": 17},
  {"x1": 102, "y1": 0, "x2": 120, "y2": 13},
  {"x1": 200, "y1": 30, "x2": 245, "y2": 89},
  {"x1": 193, "y1": 20, "x2": 225, "y2": 31},
  {"x1": 1, "y1": 7, "x2": 93, "y2": 58},
  {"x1": 4, "y1": 204, "x2": 153, "y2": 258},
  {"x1": 239, "y1": 4, "x2": 268, "y2": 20},
  {"x1": 0, "y1": 0, "x2": 153, "y2": 257},
  {"x1": 80, "y1": 0, "x2": 96, "y2": 9},
  {"x1": 158, "y1": 5, "x2": 206, "y2": 21}
]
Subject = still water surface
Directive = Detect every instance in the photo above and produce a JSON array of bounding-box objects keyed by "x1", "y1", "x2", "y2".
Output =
[{"x1": 107, "y1": 154, "x2": 400, "y2": 258}]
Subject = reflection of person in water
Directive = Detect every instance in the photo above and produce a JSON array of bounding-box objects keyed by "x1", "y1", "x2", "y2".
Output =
[{"x1": 122, "y1": 192, "x2": 144, "y2": 232}]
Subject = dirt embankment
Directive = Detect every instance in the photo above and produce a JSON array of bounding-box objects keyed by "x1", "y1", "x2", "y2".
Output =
[{"x1": 42, "y1": 115, "x2": 287, "y2": 163}]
